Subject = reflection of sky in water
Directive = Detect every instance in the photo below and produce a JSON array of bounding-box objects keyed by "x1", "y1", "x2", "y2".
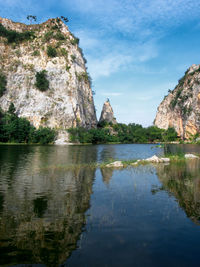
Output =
[{"x1": 1, "y1": 144, "x2": 200, "y2": 266}]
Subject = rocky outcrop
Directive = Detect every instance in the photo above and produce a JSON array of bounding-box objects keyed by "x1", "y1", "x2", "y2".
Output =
[
  {"x1": 99, "y1": 99, "x2": 117, "y2": 124},
  {"x1": 0, "y1": 17, "x2": 97, "y2": 142},
  {"x1": 154, "y1": 64, "x2": 200, "y2": 139}
]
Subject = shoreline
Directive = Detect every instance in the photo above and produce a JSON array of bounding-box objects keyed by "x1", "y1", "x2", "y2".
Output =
[{"x1": 0, "y1": 141, "x2": 199, "y2": 146}]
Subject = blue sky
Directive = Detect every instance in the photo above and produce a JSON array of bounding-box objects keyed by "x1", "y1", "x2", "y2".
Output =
[{"x1": 1, "y1": 0, "x2": 200, "y2": 126}]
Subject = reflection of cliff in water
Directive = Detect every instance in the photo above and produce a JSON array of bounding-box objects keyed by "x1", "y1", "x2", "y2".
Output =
[
  {"x1": 156, "y1": 160, "x2": 200, "y2": 224},
  {"x1": 0, "y1": 145, "x2": 97, "y2": 266}
]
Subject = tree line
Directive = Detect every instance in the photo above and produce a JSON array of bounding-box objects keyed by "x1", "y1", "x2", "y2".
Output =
[
  {"x1": 0, "y1": 103, "x2": 56, "y2": 144},
  {"x1": 68, "y1": 122, "x2": 178, "y2": 144}
]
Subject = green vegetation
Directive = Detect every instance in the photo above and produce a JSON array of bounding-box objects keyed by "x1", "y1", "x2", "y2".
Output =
[
  {"x1": 0, "y1": 72, "x2": 7, "y2": 97},
  {"x1": 47, "y1": 46, "x2": 57, "y2": 57},
  {"x1": 32, "y1": 50, "x2": 40, "y2": 56},
  {"x1": 35, "y1": 70, "x2": 49, "y2": 92},
  {"x1": 27, "y1": 15, "x2": 37, "y2": 24},
  {"x1": 43, "y1": 31, "x2": 65, "y2": 42},
  {"x1": 68, "y1": 123, "x2": 178, "y2": 144},
  {"x1": 60, "y1": 47, "x2": 68, "y2": 57},
  {"x1": 70, "y1": 37, "x2": 79, "y2": 45},
  {"x1": 77, "y1": 72, "x2": 92, "y2": 85},
  {"x1": 0, "y1": 103, "x2": 56, "y2": 144},
  {"x1": 43, "y1": 31, "x2": 54, "y2": 42},
  {"x1": 55, "y1": 32, "x2": 65, "y2": 40},
  {"x1": 0, "y1": 23, "x2": 34, "y2": 43},
  {"x1": 71, "y1": 55, "x2": 76, "y2": 61}
]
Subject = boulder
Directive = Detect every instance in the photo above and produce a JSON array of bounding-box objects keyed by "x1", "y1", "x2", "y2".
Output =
[
  {"x1": 145, "y1": 155, "x2": 170, "y2": 163},
  {"x1": 106, "y1": 161, "x2": 123, "y2": 168},
  {"x1": 185, "y1": 154, "x2": 199, "y2": 159}
]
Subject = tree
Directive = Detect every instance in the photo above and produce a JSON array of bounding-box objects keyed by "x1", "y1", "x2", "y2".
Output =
[
  {"x1": 35, "y1": 70, "x2": 49, "y2": 92},
  {"x1": 60, "y1": 16, "x2": 69, "y2": 23},
  {"x1": 27, "y1": 15, "x2": 37, "y2": 24},
  {"x1": 8, "y1": 103, "x2": 16, "y2": 115},
  {"x1": 0, "y1": 72, "x2": 7, "y2": 97}
]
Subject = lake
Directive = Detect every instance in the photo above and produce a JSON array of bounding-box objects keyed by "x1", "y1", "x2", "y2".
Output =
[{"x1": 1, "y1": 144, "x2": 200, "y2": 266}]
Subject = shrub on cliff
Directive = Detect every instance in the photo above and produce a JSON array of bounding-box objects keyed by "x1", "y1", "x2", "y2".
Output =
[
  {"x1": 0, "y1": 23, "x2": 34, "y2": 43},
  {"x1": 0, "y1": 73, "x2": 7, "y2": 97},
  {"x1": 47, "y1": 46, "x2": 57, "y2": 57},
  {"x1": 35, "y1": 70, "x2": 49, "y2": 92}
]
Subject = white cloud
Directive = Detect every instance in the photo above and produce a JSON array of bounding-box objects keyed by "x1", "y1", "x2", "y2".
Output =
[
  {"x1": 101, "y1": 92, "x2": 123, "y2": 97},
  {"x1": 65, "y1": 0, "x2": 200, "y2": 36}
]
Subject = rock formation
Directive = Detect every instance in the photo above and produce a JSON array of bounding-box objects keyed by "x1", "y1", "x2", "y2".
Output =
[
  {"x1": 0, "y1": 17, "x2": 97, "y2": 143},
  {"x1": 99, "y1": 99, "x2": 117, "y2": 124},
  {"x1": 154, "y1": 64, "x2": 200, "y2": 139}
]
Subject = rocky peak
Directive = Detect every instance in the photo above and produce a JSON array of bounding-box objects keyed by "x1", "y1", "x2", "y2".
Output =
[
  {"x1": 154, "y1": 64, "x2": 200, "y2": 139},
  {"x1": 99, "y1": 99, "x2": 117, "y2": 124},
  {"x1": 0, "y1": 17, "x2": 97, "y2": 143}
]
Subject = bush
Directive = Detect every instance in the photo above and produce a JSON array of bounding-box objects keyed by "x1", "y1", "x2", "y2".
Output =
[
  {"x1": 30, "y1": 127, "x2": 56, "y2": 144},
  {"x1": 43, "y1": 31, "x2": 54, "y2": 42},
  {"x1": 77, "y1": 72, "x2": 92, "y2": 85},
  {"x1": 0, "y1": 23, "x2": 34, "y2": 43},
  {"x1": 32, "y1": 50, "x2": 40, "y2": 56},
  {"x1": 0, "y1": 73, "x2": 7, "y2": 97},
  {"x1": 0, "y1": 103, "x2": 56, "y2": 144},
  {"x1": 47, "y1": 46, "x2": 57, "y2": 57},
  {"x1": 55, "y1": 32, "x2": 65, "y2": 40},
  {"x1": 70, "y1": 37, "x2": 79, "y2": 45},
  {"x1": 35, "y1": 70, "x2": 49, "y2": 91}
]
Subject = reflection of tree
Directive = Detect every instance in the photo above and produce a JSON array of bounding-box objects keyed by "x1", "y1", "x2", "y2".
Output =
[
  {"x1": 156, "y1": 160, "x2": 200, "y2": 224},
  {"x1": 0, "y1": 145, "x2": 97, "y2": 266}
]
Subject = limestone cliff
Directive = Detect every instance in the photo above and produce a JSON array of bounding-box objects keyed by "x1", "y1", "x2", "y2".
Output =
[
  {"x1": 99, "y1": 99, "x2": 117, "y2": 124},
  {"x1": 0, "y1": 17, "x2": 97, "y2": 143},
  {"x1": 154, "y1": 64, "x2": 200, "y2": 139}
]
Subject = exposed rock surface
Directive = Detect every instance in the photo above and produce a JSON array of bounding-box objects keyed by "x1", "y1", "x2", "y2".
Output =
[
  {"x1": 145, "y1": 155, "x2": 170, "y2": 163},
  {"x1": 0, "y1": 17, "x2": 97, "y2": 142},
  {"x1": 154, "y1": 64, "x2": 200, "y2": 139},
  {"x1": 185, "y1": 153, "x2": 199, "y2": 159},
  {"x1": 106, "y1": 161, "x2": 123, "y2": 168},
  {"x1": 99, "y1": 100, "x2": 117, "y2": 124}
]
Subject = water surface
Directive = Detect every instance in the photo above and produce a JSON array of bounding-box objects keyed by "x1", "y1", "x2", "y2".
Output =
[{"x1": 1, "y1": 144, "x2": 200, "y2": 266}]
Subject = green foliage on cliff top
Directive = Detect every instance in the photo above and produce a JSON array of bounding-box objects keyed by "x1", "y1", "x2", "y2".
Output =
[
  {"x1": 0, "y1": 103, "x2": 56, "y2": 144},
  {"x1": 68, "y1": 123, "x2": 178, "y2": 144},
  {"x1": 0, "y1": 23, "x2": 34, "y2": 43}
]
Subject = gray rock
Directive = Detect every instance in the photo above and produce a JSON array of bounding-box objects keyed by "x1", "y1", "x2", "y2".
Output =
[
  {"x1": 0, "y1": 17, "x2": 97, "y2": 143},
  {"x1": 185, "y1": 153, "x2": 199, "y2": 159},
  {"x1": 154, "y1": 63, "x2": 200, "y2": 139},
  {"x1": 145, "y1": 155, "x2": 170, "y2": 163},
  {"x1": 106, "y1": 161, "x2": 123, "y2": 168},
  {"x1": 99, "y1": 99, "x2": 117, "y2": 124}
]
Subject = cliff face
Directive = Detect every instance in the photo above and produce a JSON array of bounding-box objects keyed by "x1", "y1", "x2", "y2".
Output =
[
  {"x1": 99, "y1": 100, "x2": 117, "y2": 124},
  {"x1": 0, "y1": 17, "x2": 97, "y2": 142},
  {"x1": 154, "y1": 64, "x2": 200, "y2": 139}
]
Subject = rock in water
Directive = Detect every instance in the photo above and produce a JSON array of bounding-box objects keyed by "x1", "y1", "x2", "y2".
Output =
[
  {"x1": 0, "y1": 17, "x2": 97, "y2": 142},
  {"x1": 185, "y1": 154, "x2": 199, "y2": 159},
  {"x1": 99, "y1": 99, "x2": 117, "y2": 124},
  {"x1": 154, "y1": 64, "x2": 200, "y2": 139},
  {"x1": 106, "y1": 161, "x2": 123, "y2": 168}
]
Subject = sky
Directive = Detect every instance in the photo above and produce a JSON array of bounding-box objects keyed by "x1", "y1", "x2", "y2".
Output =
[{"x1": 1, "y1": 0, "x2": 200, "y2": 126}]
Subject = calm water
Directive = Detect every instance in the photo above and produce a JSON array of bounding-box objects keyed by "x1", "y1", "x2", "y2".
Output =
[{"x1": 1, "y1": 144, "x2": 200, "y2": 266}]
